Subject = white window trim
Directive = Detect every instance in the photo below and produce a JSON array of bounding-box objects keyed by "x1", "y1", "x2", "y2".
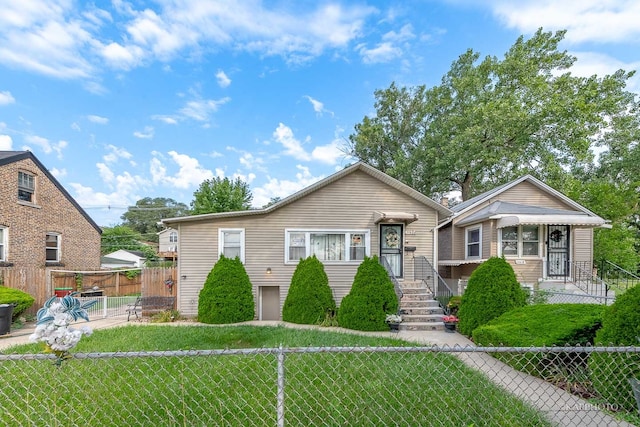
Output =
[
  {"x1": 465, "y1": 224, "x2": 482, "y2": 260},
  {"x1": 0, "y1": 227, "x2": 7, "y2": 262},
  {"x1": 218, "y1": 228, "x2": 245, "y2": 263},
  {"x1": 169, "y1": 231, "x2": 178, "y2": 243},
  {"x1": 46, "y1": 232, "x2": 61, "y2": 263},
  {"x1": 284, "y1": 229, "x2": 371, "y2": 264},
  {"x1": 499, "y1": 225, "x2": 541, "y2": 258}
]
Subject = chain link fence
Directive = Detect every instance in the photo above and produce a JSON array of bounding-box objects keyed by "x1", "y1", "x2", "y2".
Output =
[
  {"x1": 527, "y1": 289, "x2": 616, "y2": 305},
  {"x1": 1, "y1": 345, "x2": 639, "y2": 426}
]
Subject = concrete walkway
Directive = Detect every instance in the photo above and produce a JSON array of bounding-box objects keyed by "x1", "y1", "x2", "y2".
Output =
[{"x1": 1, "y1": 318, "x2": 634, "y2": 426}]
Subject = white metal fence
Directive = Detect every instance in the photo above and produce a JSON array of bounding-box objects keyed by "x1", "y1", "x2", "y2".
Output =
[
  {"x1": 76, "y1": 296, "x2": 139, "y2": 319},
  {"x1": 1, "y1": 345, "x2": 639, "y2": 426}
]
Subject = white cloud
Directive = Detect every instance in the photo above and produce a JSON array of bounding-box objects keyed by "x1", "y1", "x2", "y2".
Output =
[
  {"x1": 152, "y1": 114, "x2": 179, "y2": 124},
  {"x1": 0, "y1": 91, "x2": 16, "y2": 105},
  {"x1": 311, "y1": 139, "x2": 345, "y2": 165},
  {"x1": 252, "y1": 165, "x2": 324, "y2": 208},
  {"x1": 0, "y1": 134, "x2": 13, "y2": 150},
  {"x1": 216, "y1": 69, "x2": 231, "y2": 87},
  {"x1": 304, "y1": 95, "x2": 333, "y2": 116},
  {"x1": 96, "y1": 162, "x2": 115, "y2": 182},
  {"x1": 24, "y1": 134, "x2": 66, "y2": 157},
  {"x1": 492, "y1": 1, "x2": 640, "y2": 44},
  {"x1": 133, "y1": 126, "x2": 154, "y2": 139},
  {"x1": 150, "y1": 151, "x2": 214, "y2": 189},
  {"x1": 103, "y1": 144, "x2": 132, "y2": 163},
  {"x1": 357, "y1": 41, "x2": 403, "y2": 64},
  {"x1": 87, "y1": 114, "x2": 109, "y2": 124},
  {"x1": 71, "y1": 122, "x2": 81, "y2": 131},
  {"x1": 50, "y1": 167, "x2": 67, "y2": 178},
  {"x1": 179, "y1": 97, "x2": 231, "y2": 122},
  {"x1": 273, "y1": 123, "x2": 311, "y2": 161},
  {"x1": 382, "y1": 23, "x2": 415, "y2": 43}
]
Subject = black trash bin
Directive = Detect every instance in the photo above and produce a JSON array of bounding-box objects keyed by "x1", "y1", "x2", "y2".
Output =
[{"x1": 0, "y1": 303, "x2": 14, "y2": 336}]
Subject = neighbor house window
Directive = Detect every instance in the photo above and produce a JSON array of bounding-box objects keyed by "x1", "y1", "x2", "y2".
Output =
[
  {"x1": 18, "y1": 171, "x2": 35, "y2": 202},
  {"x1": 219, "y1": 229, "x2": 245, "y2": 262},
  {"x1": 0, "y1": 227, "x2": 6, "y2": 262},
  {"x1": 465, "y1": 225, "x2": 482, "y2": 259},
  {"x1": 500, "y1": 225, "x2": 540, "y2": 257},
  {"x1": 169, "y1": 231, "x2": 178, "y2": 243},
  {"x1": 285, "y1": 230, "x2": 369, "y2": 263},
  {"x1": 46, "y1": 233, "x2": 60, "y2": 263}
]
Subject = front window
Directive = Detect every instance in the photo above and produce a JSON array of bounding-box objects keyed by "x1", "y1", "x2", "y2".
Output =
[
  {"x1": 46, "y1": 233, "x2": 60, "y2": 263},
  {"x1": 500, "y1": 225, "x2": 540, "y2": 257},
  {"x1": 466, "y1": 225, "x2": 481, "y2": 259},
  {"x1": 0, "y1": 227, "x2": 6, "y2": 261},
  {"x1": 286, "y1": 230, "x2": 369, "y2": 263},
  {"x1": 18, "y1": 171, "x2": 35, "y2": 202},
  {"x1": 219, "y1": 229, "x2": 245, "y2": 262}
]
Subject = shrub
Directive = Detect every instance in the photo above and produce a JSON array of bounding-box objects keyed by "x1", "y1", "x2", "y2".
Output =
[
  {"x1": 198, "y1": 255, "x2": 254, "y2": 324},
  {"x1": 473, "y1": 304, "x2": 604, "y2": 379},
  {"x1": 589, "y1": 285, "x2": 640, "y2": 412},
  {"x1": 337, "y1": 255, "x2": 398, "y2": 331},
  {"x1": 457, "y1": 257, "x2": 527, "y2": 336},
  {"x1": 473, "y1": 304, "x2": 604, "y2": 347},
  {"x1": 0, "y1": 286, "x2": 35, "y2": 321},
  {"x1": 282, "y1": 256, "x2": 336, "y2": 325}
]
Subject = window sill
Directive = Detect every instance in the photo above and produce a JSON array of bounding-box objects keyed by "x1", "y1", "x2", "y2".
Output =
[
  {"x1": 45, "y1": 262, "x2": 65, "y2": 267},
  {"x1": 0, "y1": 262, "x2": 14, "y2": 267},
  {"x1": 17, "y1": 200, "x2": 42, "y2": 209}
]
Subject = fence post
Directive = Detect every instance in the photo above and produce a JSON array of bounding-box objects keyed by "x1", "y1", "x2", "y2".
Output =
[{"x1": 277, "y1": 345, "x2": 285, "y2": 427}]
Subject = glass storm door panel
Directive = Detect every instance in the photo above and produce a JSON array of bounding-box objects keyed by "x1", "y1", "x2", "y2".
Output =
[
  {"x1": 380, "y1": 224, "x2": 403, "y2": 278},
  {"x1": 547, "y1": 225, "x2": 570, "y2": 277}
]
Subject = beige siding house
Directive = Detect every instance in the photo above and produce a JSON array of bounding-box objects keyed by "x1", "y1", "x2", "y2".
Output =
[
  {"x1": 437, "y1": 175, "x2": 607, "y2": 292},
  {"x1": 163, "y1": 162, "x2": 451, "y2": 319}
]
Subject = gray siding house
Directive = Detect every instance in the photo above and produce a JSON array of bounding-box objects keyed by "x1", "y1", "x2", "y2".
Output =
[
  {"x1": 437, "y1": 175, "x2": 607, "y2": 292},
  {"x1": 163, "y1": 162, "x2": 452, "y2": 319}
]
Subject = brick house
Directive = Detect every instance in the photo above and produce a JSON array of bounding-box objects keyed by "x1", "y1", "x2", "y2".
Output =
[{"x1": 0, "y1": 151, "x2": 102, "y2": 270}]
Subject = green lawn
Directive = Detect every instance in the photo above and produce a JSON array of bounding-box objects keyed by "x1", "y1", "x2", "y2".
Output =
[{"x1": 1, "y1": 325, "x2": 552, "y2": 426}]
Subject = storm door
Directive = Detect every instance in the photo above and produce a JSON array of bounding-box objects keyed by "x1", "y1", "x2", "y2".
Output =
[
  {"x1": 380, "y1": 224, "x2": 403, "y2": 278},
  {"x1": 547, "y1": 225, "x2": 570, "y2": 277}
]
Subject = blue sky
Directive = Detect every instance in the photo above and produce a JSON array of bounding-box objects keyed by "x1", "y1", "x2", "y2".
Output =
[{"x1": 1, "y1": 1, "x2": 639, "y2": 227}]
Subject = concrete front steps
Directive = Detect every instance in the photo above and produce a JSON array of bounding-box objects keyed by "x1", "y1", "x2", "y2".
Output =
[{"x1": 397, "y1": 282, "x2": 446, "y2": 332}]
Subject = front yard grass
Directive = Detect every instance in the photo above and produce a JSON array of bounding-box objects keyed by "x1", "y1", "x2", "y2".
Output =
[{"x1": 1, "y1": 325, "x2": 552, "y2": 426}]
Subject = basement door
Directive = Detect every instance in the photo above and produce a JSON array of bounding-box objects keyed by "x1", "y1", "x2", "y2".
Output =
[
  {"x1": 380, "y1": 224, "x2": 403, "y2": 278},
  {"x1": 260, "y1": 286, "x2": 280, "y2": 321},
  {"x1": 547, "y1": 225, "x2": 570, "y2": 278}
]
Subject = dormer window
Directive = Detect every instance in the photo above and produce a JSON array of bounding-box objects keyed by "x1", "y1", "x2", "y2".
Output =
[{"x1": 18, "y1": 171, "x2": 35, "y2": 202}]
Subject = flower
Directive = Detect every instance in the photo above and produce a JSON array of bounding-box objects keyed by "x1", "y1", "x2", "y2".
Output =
[
  {"x1": 385, "y1": 314, "x2": 403, "y2": 324},
  {"x1": 29, "y1": 293, "x2": 97, "y2": 366},
  {"x1": 442, "y1": 315, "x2": 459, "y2": 323}
]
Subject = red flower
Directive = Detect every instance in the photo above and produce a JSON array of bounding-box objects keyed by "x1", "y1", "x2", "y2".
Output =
[{"x1": 443, "y1": 315, "x2": 459, "y2": 323}]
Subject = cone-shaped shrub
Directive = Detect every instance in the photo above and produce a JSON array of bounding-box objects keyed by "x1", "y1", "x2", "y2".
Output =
[
  {"x1": 457, "y1": 257, "x2": 526, "y2": 336},
  {"x1": 337, "y1": 255, "x2": 398, "y2": 331},
  {"x1": 198, "y1": 255, "x2": 254, "y2": 324},
  {"x1": 283, "y1": 255, "x2": 336, "y2": 324},
  {"x1": 589, "y1": 285, "x2": 640, "y2": 412}
]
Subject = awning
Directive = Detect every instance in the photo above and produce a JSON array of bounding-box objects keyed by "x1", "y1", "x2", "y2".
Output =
[
  {"x1": 438, "y1": 259, "x2": 488, "y2": 266},
  {"x1": 495, "y1": 215, "x2": 606, "y2": 229},
  {"x1": 374, "y1": 211, "x2": 419, "y2": 224}
]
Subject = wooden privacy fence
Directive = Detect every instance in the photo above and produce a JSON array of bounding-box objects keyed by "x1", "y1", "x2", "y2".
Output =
[{"x1": 0, "y1": 267, "x2": 176, "y2": 316}]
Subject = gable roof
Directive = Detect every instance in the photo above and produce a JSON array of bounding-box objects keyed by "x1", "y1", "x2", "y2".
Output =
[
  {"x1": 163, "y1": 162, "x2": 452, "y2": 225},
  {"x1": 0, "y1": 151, "x2": 102, "y2": 233},
  {"x1": 442, "y1": 175, "x2": 606, "y2": 228},
  {"x1": 449, "y1": 175, "x2": 602, "y2": 217}
]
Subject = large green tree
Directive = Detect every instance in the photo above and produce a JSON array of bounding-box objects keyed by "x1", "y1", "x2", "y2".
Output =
[
  {"x1": 121, "y1": 197, "x2": 189, "y2": 242},
  {"x1": 100, "y1": 225, "x2": 157, "y2": 261},
  {"x1": 349, "y1": 29, "x2": 637, "y2": 202},
  {"x1": 191, "y1": 177, "x2": 253, "y2": 215}
]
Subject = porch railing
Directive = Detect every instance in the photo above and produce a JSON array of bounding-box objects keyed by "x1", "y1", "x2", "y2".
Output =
[
  {"x1": 568, "y1": 261, "x2": 610, "y2": 297},
  {"x1": 597, "y1": 260, "x2": 640, "y2": 294},
  {"x1": 414, "y1": 256, "x2": 453, "y2": 309},
  {"x1": 380, "y1": 256, "x2": 403, "y2": 302}
]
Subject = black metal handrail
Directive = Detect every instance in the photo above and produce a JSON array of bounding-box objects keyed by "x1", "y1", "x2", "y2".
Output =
[
  {"x1": 379, "y1": 256, "x2": 403, "y2": 302},
  {"x1": 570, "y1": 261, "x2": 610, "y2": 297},
  {"x1": 598, "y1": 260, "x2": 640, "y2": 293},
  {"x1": 414, "y1": 256, "x2": 453, "y2": 309}
]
